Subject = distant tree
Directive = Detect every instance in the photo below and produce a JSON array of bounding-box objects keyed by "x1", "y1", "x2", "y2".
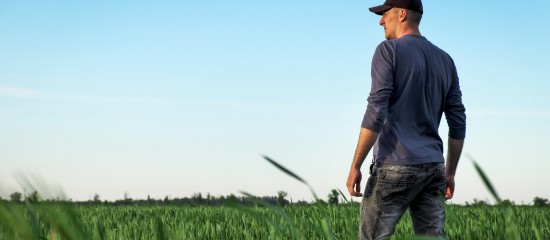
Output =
[
  {"x1": 497, "y1": 199, "x2": 515, "y2": 207},
  {"x1": 10, "y1": 192, "x2": 22, "y2": 202},
  {"x1": 192, "y1": 193, "x2": 204, "y2": 205},
  {"x1": 226, "y1": 194, "x2": 238, "y2": 205},
  {"x1": 277, "y1": 191, "x2": 289, "y2": 207},
  {"x1": 469, "y1": 199, "x2": 489, "y2": 207},
  {"x1": 533, "y1": 197, "x2": 549, "y2": 207},
  {"x1": 327, "y1": 189, "x2": 340, "y2": 205},
  {"x1": 206, "y1": 193, "x2": 213, "y2": 205},
  {"x1": 25, "y1": 191, "x2": 40, "y2": 203},
  {"x1": 93, "y1": 193, "x2": 101, "y2": 203}
]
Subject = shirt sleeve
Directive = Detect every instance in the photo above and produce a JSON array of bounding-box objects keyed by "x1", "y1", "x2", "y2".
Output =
[
  {"x1": 444, "y1": 63, "x2": 466, "y2": 139},
  {"x1": 361, "y1": 41, "x2": 394, "y2": 132}
]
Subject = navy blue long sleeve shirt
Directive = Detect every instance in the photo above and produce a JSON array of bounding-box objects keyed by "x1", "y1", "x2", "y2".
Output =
[{"x1": 361, "y1": 34, "x2": 466, "y2": 165}]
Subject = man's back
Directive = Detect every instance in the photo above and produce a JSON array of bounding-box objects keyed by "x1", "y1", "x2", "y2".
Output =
[
  {"x1": 361, "y1": 34, "x2": 465, "y2": 165},
  {"x1": 347, "y1": 2, "x2": 466, "y2": 239}
]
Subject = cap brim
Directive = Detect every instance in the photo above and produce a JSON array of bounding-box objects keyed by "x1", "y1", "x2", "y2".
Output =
[{"x1": 369, "y1": 5, "x2": 392, "y2": 15}]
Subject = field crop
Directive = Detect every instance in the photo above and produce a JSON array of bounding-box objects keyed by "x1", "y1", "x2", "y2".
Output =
[
  {"x1": 2, "y1": 156, "x2": 548, "y2": 239},
  {"x1": 0, "y1": 202, "x2": 549, "y2": 239}
]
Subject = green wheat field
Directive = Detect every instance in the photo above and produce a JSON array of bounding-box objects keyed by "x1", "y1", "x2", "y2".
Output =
[
  {"x1": 1, "y1": 157, "x2": 549, "y2": 239},
  {"x1": 1, "y1": 202, "x2": 550, "y2": 239}
]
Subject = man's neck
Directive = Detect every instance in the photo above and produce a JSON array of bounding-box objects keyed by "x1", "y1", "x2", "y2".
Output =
[{"x1": 396, "y1": 25, "x2": 421, "y2": 38}]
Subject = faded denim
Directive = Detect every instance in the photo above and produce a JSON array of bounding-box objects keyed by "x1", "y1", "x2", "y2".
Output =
[{"x1": 359, "y1": 162, "x2": 447, "y2": 240}]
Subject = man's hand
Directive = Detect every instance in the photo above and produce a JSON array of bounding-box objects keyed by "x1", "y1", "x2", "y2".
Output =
[
  {"x1": 347, "y1": 168, "x2": 363, "y2": 197},
  {"x1": 445, "y1": 138, "x2": 463, "y2": 200},
  {"x1": 445, "y1": 175, "x2": 455, "y2": 200},
  {"x1": 346, "y1": 128, "x2": 379, "y2": 198}
]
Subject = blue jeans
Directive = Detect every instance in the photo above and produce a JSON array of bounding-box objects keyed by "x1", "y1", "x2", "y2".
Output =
[{"x1": 359, "y1": 162, "x2": 447, "y2": 240}]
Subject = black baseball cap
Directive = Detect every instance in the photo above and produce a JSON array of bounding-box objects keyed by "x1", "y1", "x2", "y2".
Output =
[{"x1": 369, "y1": 0, "x2": 423, "y2": 15}]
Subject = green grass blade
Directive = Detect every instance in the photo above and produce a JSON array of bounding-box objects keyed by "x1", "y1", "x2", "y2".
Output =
[
  {"x1": 532, "y1": 223, "x2": 542, "y2": 240},
  {"x1": 0, "y1": 202, "x2": 39, "y2": 240},
  {"x1": 468, "y1": 154, "x2": 502, "y2": 203},
  {"x1": 263, "y1": 155, "x2": 307, "y2": 184},
  {"x1": 320, "y1": 219, "x2": 334, "y2": 240},
  {"x1": 336, "y1": 188, "x2": 349, "y2": 204},
  {"x1": 240, "y1": 191, "x2": 302, "y2": 239},
  {"x1": 155, "y1": 216, "x2": 167, "y2": 240},
  {"x1": 95, "y1": 222, "x2": 106, "y2": 240},
  {"x1": 224, "y1": 197, "x2": 283, "y2": 238},
  {"x1": 262, "y1": 155, "x2": 320, "y2": 201}
]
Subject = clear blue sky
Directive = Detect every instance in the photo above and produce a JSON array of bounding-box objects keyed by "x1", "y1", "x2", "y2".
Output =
[{"x1": 1, "y1": 0, "x2": 549, "y2": 204}]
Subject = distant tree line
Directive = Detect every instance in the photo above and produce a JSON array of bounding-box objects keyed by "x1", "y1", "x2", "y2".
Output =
[
  {"x1": 2, "y1": 190, "x2": 549, "y2": 207},
  {"x1": 464, "y1": 197, "x2": 550, "y2": 207},
  {"x1": 0, "y1": 189, "x2": 347, "y2": 206}
]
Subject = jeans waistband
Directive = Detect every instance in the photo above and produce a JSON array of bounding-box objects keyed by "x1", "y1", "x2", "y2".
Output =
[{"x1": 376, "y1": 162, "x2": 443, "y2": 170}]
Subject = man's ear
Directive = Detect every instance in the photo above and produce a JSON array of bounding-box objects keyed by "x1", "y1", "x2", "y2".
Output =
[{"x1": 399, "y1": 9, "x2": 407, "y2": 22}]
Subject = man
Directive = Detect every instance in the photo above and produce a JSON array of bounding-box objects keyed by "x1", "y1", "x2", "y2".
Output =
[{"x1": 346, "y1": 0, "x2": 466, "y2": 239}]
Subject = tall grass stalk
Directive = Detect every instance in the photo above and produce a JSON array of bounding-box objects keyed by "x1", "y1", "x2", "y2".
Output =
[
  {"x1": 263, "y1": 155, "x2": 320, "y2": 201},
  {"x1": 468, "y1": 154, "x2": 523, "y2": 239}
]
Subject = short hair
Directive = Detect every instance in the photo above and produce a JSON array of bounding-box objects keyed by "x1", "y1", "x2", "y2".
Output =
[{"x1": 406, "y1": 9, "x2": 422, "y2": 25}]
